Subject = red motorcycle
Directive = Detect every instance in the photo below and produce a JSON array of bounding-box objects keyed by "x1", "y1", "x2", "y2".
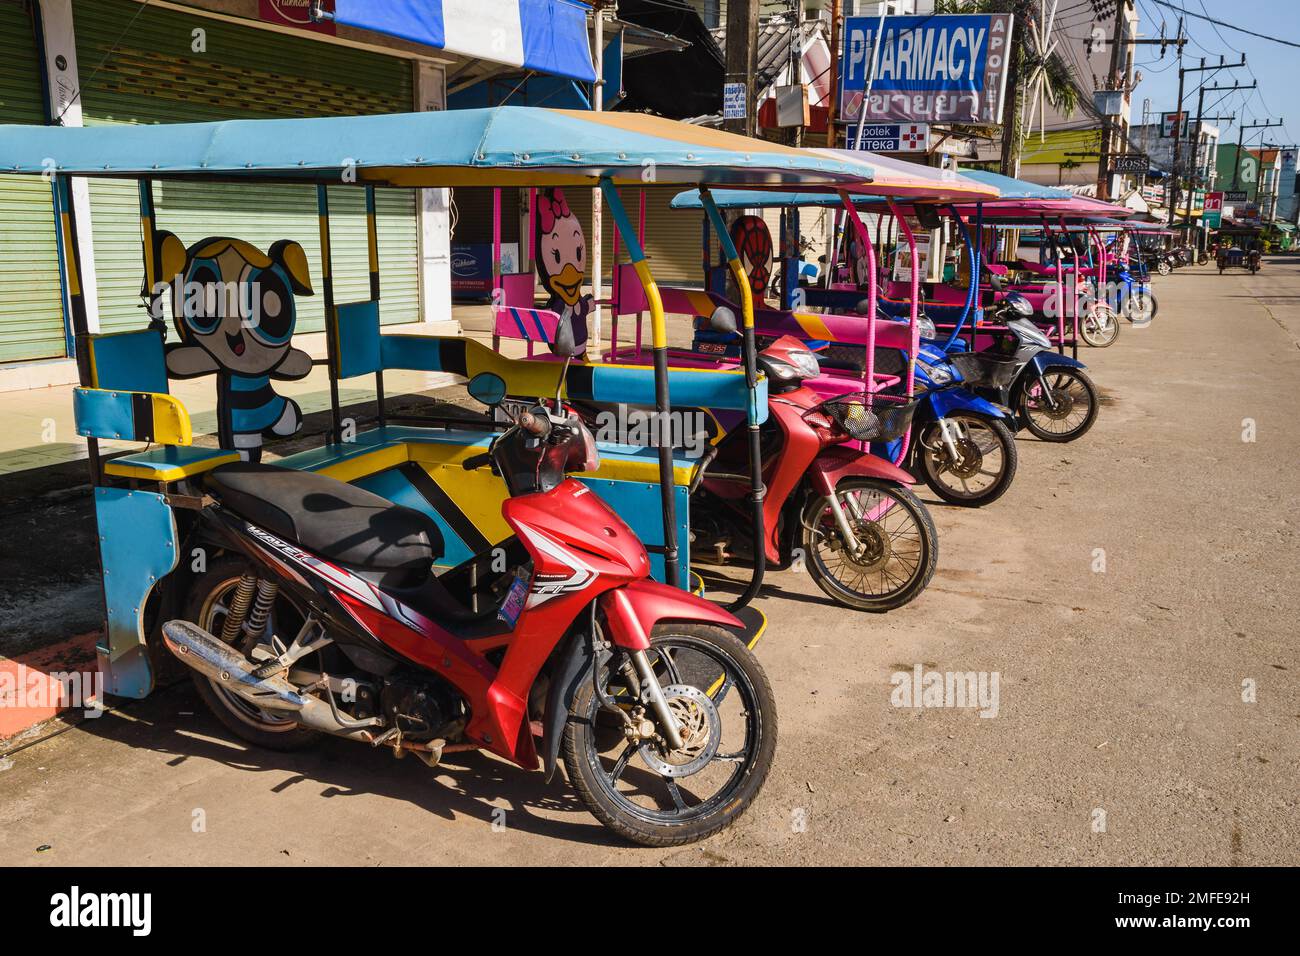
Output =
[
  {"x1": 161, "y1": 376, "x2": 776, "y2": 846},
  {"x1": 692, "y1": 336, "x2": 938, "y2": 612}
]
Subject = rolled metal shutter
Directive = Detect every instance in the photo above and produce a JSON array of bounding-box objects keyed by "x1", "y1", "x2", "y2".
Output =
[
  {"x1": 75, "y1": 0, "x2": 419, "y2": 335},
  {"x1": 0, "y1": 0, "x2": 68, "y2": 363}
]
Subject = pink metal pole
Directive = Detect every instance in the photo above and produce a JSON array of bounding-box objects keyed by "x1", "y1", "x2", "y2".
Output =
[
  {"x1": 886, "y1": 198, "x2": 918, "y2": 466},
  {"x1": 838, "y1": 191, "x2": 877, "y2": 412},
  {"x1": 1058, "y1": 216, "x2": 1074, "y2": 350}
]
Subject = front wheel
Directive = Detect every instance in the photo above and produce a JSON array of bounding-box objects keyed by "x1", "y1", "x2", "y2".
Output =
[
  {"x1": 1157, "y1": 260, "x2": 1172, "y2": 276},
  {"x1": 1018, "y1": 367, "x2": 1099, "y2": 442},
  {"x1": 1080, "y1": 306, "x2": 1120, "y2": 347},
  {"x1": 562, "y1": 624, "x2": 777, "y2": 847},
  {"x1": 917, "y1": 413, "x2": 1019, "y2": 507},
  {"x1": 1125, "y1": 288, "x2": 1157, "y2": 324},
  {"x1": 800, "y1": 478, "x2": 938, "y2": 612}
]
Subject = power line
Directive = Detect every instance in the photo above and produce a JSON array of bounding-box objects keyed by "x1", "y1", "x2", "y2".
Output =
[{"x1": 1147, "y1": 0, "x2": 1300, "y2": 49}]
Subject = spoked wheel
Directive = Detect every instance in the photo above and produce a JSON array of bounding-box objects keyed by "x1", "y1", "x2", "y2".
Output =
[
  {"x1": 1125, "y1": 287, "x2": 1157, "y2": 324},
  {"x1": 917, "y1": 413, "x2": 1018, "y2": 507},
  {"x1": 1080, "y1": 306, "x2": 1120, "y2": 347},
  {"x1": 1157, "y1": 260, "x2": 1172, "y2": 276},
  {"x1": 183, "y1": 556, "x2": 318, "y2": 751},
  {"x1": 800, "y1": 478, "x2": 938, "y2": 612},
  {"x1": 562, "y1": 624, "x2": 776, "y2": 847},
  {"x1": 1018, "y1": 367, "x2": 1099, "y2": 442}
]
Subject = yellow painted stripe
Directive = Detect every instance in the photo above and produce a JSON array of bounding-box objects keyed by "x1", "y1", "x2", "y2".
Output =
[
  {"x1": 315, "y1": 445, "x2": 409, "y2": 484},
  {"x1": 150, "y1": 394, "x2": 193, "y2": 446},
  {"x1": 105, "y1": 452, "x2": 240, "y2": 483},
  {"x1": 793, "y1": 311, "x2": 833, "y2": 340},
  {"x1": 61, "y1": 212, "x2": 80, "y2": 295},
  {"x1": 632, "y1": 260, "x2": 668, "y2": 349}
]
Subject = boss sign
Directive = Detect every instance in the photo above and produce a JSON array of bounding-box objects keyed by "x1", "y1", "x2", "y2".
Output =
[{"x1": 839, "y1": 13, "x2": 1014, "y2": 125}]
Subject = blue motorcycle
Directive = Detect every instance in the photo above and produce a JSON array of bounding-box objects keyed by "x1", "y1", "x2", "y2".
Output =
[{"x1": 939, "y1": 292, "x2": 1100, "y2": 443}]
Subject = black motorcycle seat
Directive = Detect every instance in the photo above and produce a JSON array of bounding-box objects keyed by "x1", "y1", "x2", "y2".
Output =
[{"x1": 205, "y1": 463, "x2": 443, "y2": 584}]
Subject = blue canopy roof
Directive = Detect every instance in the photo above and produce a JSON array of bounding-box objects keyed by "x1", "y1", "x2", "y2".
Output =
[
  {"x1": 328, "y1": 1, "x2": 598, "y2": 83},
  {"x1": 957, "y1": 169, "x2": 1071, "y2": 201},
  {"x1": 0, "y1": 108, "x2": 869, "y2": 188}
]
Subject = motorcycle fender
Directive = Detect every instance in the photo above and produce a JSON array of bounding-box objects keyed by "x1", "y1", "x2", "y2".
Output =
[
  {"x1": 926, "y1": 387, "x2": 1009, "y2": 421},
  {"x1": 541, "y1": 628, "x2": 593, "y2": 783},
  {"x1": 1031, "y1": 352, "x2": 1086, "y2": 374},
  {"x1": 806, "y1": 443, "x2": 914, "y2": 497},
  {"x1": 599, "y1": 580, "x2": 743, "y2": 652}
]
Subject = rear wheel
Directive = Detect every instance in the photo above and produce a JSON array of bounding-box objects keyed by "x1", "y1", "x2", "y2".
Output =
[
  {"x1": 562, "y1": 624, "x2": 776, "y2": 847},
  {"x1": 917, "y1": 413, "x2": 1018, "y2": 507},
  {"x1": 1158, "y1": 260, "x2": 1172, "y2": 276},
  {"x1": 1080, "y1": 306, "x2": 1120, "y2": 347},
  {"x1": 182, "y1": 557, "x2": 319, "y2": 751},
  {"x1": 800, "y1": 478, "x2": 938, "y2": 612},
  {"x1": 1018, "y1": 367, "x2": 1099, "y2": 442}
]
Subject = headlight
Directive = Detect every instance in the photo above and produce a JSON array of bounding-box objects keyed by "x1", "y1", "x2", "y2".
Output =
[
  {"x1": 787, "y1": 349, "x2": 821, "y2": 378},
  {"x1": 917, "y1": 316, "x2": 937, "y2": 340},
  {"x1": 1005, "y1": 292, "x2": 1033, "y2": 317},
  {"x1": 917, "y1": 359, "x2": 952, "y2": 385}
]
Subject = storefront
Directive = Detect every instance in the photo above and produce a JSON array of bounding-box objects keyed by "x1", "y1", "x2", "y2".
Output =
[
  {"x1": 74, "y1": 0, "x2": 423, "y2": 336},
  {"x1": 0, "y1": 0, "x2": 66, "y2": 364}
]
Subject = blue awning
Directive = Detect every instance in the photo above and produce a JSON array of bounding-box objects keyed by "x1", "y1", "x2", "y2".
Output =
[
  {"x1": 957, "y1": 169, "x2": 1071, "y2": 202},
  {"x1": 329, "y1": 0, "x2": 598, "y2": 83}
]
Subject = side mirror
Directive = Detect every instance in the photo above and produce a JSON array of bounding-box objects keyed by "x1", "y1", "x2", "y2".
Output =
[
  {"x1": 553, "y1": 318, "x2": 577, "y2": 358},
  {"x1": 988, "y1": 272, "x2": 1005, "y2": 292},
  {"x1": 467, "y1": 372, "x2": 507, "y2": 408},
  {"x1": 709, "y1": 305, "x2": 738, "y2": 334}
]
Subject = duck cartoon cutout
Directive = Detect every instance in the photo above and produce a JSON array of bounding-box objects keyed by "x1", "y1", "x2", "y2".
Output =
[
  {"x1": 534, "y1": 188, "x2": 592, "y2": 358},
  {"x1": 157, "y1": 234, "x2": 314, "y2": 462}
]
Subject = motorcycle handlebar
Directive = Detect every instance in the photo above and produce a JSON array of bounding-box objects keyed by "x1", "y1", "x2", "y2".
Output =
[{"x1": 518, "y1": 410, "x2": 550, "y2": 438}]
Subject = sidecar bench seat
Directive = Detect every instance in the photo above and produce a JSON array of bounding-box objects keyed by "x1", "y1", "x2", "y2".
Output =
[
  {"x1": 104, "y1": 446, "x2": 242, "y2": 482},
  {"x1": 204, "y1": 462, "x2": 443, "y2": 586}
]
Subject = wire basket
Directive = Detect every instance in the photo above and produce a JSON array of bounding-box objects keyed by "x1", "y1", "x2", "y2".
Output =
[
  {"x1": 948, "y1": 351, "x2": 1021, "y2": 389},
  {"x1": 818, "y1": 395, "x2": 917, "y2": 443}
]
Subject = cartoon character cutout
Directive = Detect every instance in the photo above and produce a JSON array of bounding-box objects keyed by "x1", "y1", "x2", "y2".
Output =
[
  {"x1": 847, "y1": 232, "x2": 872, "y2": 289},
  {"x1": 535, "y1": 188, "x2": 592, "y2": 358},
  {"x1": 157, "y1": 234, "x2": 314, "y2": 462},
  {"x1": 729, "y1": 215, "x2": 773, "y2": 304}
]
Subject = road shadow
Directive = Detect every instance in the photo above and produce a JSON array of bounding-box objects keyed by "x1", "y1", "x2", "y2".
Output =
[{"x1": 69, "y1": 680, "x2": 627, "y2": 849}]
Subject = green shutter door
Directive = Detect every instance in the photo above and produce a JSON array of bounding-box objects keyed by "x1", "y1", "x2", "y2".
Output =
[
  {"x1": 75, "y1": 0, "x2": 420, "y2": 335},
  {"x1": 0, "y1": 1, "x2": 68, "y2": 363}
]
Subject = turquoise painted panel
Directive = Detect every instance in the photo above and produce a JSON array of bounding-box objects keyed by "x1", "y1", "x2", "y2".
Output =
[
  {"x1": 90, "y1": 329, "x2": 168, "y2": 394},
  {"x1": 380, "y1": 334, "x2": 442, "y2": 372},
  {"x1": 577, "y1": 477, "x2": 690, "y2": 589},
  {"x1": 335, "y1": 299, "x2": 382, "y2": 379},
  {"x1": 74, "y1": 387, "x2": 138, "y2": 441},
  {"x1": 95, "y1": 487, "x2": 179, "y2": 698}
]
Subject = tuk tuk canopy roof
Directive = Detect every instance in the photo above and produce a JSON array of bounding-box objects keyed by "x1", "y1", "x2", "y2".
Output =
[
  {"x1": 0, "y1": 107, "x2": 870, "y2": 188},
  {"x1": 954, "y1": 169, "x2": 1071, "y2": 201}
]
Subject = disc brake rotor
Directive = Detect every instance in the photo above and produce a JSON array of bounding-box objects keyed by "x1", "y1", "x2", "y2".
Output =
[{"x1": 638, "y1": 684, "x2": 721, "y2": 778}]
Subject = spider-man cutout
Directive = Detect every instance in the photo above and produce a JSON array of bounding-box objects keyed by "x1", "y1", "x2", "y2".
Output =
[{"x1": 730, "y1": 215, "x2": 773, "y2": 300}]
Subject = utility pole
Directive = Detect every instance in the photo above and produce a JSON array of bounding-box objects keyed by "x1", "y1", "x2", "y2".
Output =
[
  {"x1": 1180, "y1": 60, "x2": 1250, "y2": 239},
  {"x1": 1234, "y1": 118, "x2": 1284, "y2": 192},
  {"x1": 724, "y1": 0, "x2": 760, "y2": 136},
  {"x1": 1096, "y1": 5, "x2": 1184, "y2": 199},
  {"x1": 1096, "y1": 0, "x2": 1129, "y2": 200},
  {"x1": 1166, "y1": 52, "x2": 1237, "y2": 225}
]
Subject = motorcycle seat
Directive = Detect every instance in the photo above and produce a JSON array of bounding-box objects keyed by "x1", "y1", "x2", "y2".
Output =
[{"x1": 205, "y1": 463, "x2": 442, "y2": 587}]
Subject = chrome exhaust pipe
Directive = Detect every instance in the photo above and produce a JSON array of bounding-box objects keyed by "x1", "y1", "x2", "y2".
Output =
[
  {"x1": 161, "y1": 620, "x2": 376, "y2": 739},
  {"x1": 163, "y1": 620, "x2": 305, "y2": 713}
]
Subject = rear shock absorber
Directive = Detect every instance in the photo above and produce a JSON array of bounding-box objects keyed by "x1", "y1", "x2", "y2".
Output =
[
  {"x1": 244, "y1": 579, "x2": 280, "y2": 641},
  {"x1": 220, "y1": 574, "x2": 259, "y2": 644}
]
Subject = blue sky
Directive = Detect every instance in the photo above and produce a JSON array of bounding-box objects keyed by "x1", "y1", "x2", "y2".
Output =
[{"x1": 1127, "y1": 0, "x2": 1297, "y2": 149}]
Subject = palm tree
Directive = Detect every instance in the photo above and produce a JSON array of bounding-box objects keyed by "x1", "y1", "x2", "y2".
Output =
[{"x1": 933, "y1": 0, "x2": 1080, "y2": 174}]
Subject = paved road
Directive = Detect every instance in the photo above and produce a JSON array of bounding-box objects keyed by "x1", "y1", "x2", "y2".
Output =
[{"x1": 2, "y1": 261, "x2": 1297, "y2": 866}]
